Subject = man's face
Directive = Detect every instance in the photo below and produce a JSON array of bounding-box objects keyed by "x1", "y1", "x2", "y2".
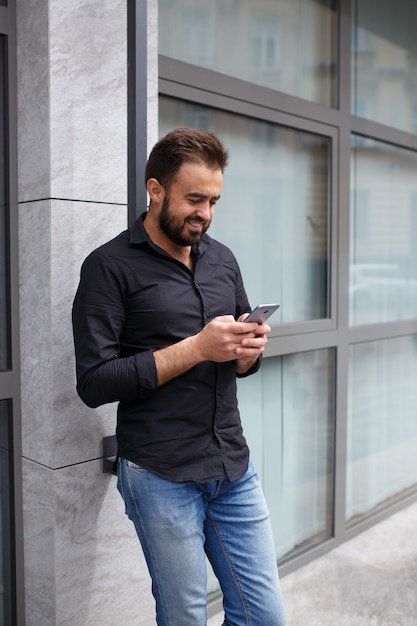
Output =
[{"x1": 158, "y1": 162, "x2": 223, "y2": 247}]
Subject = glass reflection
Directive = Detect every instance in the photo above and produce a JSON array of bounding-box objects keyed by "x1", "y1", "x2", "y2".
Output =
[
  {"x1": 160, "y1": 97, "x2": 330, "y2": 324},
  {"x1": 352, "y1": 0, "x2": 417, "y2": 133},
  {"x1": 206, "y1": 349, "x2": 334, "y2": 595},
  {"x1": 159, "y1": 0, "x2": 337, "y2": 107},
  {"x1": 240, "y1": 350, "x2": 334, "y2": 561},
  {"x1": 347, "y1": 337, "x2": 417, "y2": 523},
  {"x1": 350, "y1": 136, "x2": 417, "y2": 325}
]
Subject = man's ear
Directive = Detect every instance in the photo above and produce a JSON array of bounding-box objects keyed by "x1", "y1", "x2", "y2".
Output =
[{"x1": 146, "y1": 178, "x2": 164, "y2": 205}]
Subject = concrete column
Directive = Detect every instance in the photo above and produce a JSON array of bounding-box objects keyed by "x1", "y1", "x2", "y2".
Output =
[{"x1": 16, "y1": 1, "x2": 158, "y2": 623}]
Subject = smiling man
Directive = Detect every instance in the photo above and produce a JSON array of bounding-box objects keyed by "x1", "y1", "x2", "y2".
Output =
[{"x1": 72, "y1": 128, "x2": 286, "y2": 626}]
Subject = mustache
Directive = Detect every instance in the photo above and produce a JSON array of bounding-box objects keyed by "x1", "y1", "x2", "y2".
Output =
[{"x1": 187, "y1": 215, "x2": 206, "y2": 223}]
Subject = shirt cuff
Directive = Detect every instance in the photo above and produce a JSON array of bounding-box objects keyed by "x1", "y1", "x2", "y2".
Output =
[
  {"x1": 134, "y1": 350, "x2": 158, "y2": 399},
  {"x1": 236, "y1": 354, "x2": 262, "y2": 378}
]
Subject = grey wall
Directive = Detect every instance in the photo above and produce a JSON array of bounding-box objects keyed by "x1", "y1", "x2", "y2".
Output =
[{"x1": 16, "y1": 0, "x2": 158, "y2": 623}]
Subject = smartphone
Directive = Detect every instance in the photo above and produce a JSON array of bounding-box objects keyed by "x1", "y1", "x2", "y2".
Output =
[{"x1": 244, "y1": 303, "x2": 280, "y2": 324}]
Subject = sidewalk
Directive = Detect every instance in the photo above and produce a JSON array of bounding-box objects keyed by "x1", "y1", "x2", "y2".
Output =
[{"x1": 208, "y1": 499, "x2": 417, "y2": 625}]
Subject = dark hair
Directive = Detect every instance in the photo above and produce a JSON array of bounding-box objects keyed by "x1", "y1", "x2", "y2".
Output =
[{"x1": 145, "y1": 127, "x2": 229, "y2": 191}]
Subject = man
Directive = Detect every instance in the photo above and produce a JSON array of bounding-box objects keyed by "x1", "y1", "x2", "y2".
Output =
[{"x1": 72, "y1": 128, "x2": 286, "y2": 625}]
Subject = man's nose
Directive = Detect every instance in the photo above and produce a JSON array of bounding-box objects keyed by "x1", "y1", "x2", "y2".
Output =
[{"x1": 196, "y1": 202, "x2": 212, "y2": 220}]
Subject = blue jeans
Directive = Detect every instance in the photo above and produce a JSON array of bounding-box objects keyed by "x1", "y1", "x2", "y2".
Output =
[{"x1": 117, "y1": 457, "x2": 286, "y2": 626}]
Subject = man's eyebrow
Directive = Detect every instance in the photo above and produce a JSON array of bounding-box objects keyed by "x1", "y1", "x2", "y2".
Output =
[{"x1": 185, "y1": 192, "x2": 221, "y2": 200}]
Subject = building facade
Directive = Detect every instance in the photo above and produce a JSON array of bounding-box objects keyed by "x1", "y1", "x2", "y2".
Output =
[{"x1": 1, "y1": 0, "x2": 417, "y2": 623}]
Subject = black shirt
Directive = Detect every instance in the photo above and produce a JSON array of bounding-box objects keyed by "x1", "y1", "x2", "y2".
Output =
[{"x1": 72, "y1": 213, "x2": 259, "y2": 482}]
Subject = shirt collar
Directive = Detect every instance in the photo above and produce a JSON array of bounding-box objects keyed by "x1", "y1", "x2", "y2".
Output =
[{"x1": 129, "y1": 212, "x2": 151, "y2": 245}]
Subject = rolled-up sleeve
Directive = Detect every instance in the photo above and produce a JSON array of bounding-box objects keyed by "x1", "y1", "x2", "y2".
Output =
[{"x1": 72, "y1": 252, "x2": 158, "y2": 408}]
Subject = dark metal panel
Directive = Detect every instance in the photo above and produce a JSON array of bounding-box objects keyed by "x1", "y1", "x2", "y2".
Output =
[
  {"x1": 0, "y1": 7, "x2": 9, "y2": 34},
  {"x1": 0, "y1": 371, "x2": 12, "y2": 398},
  {"x1": 6, "y1": 0, "x2": 25, "y2": 621},
  {"x1": 127, "y1": 0, "x2": 148, "y2": 227},
  {"x1": 102, "y1": 435, "x2": 117, "y2": 475}
]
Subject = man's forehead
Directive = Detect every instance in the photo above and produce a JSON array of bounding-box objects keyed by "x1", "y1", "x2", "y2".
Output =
[{"x1": 173, "y1": 161, "x2": 223, "y2": 184}]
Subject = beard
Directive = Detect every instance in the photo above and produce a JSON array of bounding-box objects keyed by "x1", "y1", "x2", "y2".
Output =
[{"x1": 158, "y1": 195, "x2": 211, "y2": 246}]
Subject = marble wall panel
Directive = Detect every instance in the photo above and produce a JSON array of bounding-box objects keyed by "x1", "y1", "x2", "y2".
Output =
[
  {"x1": 51, "y1": 199, "x2": 126, "y2": 467},
  {"x1": 23, "y1": 459, "x2": 56, "y2": 626},
  {"x1": 16, "y1": 0, "x2": 51, "y2": 202},
  {"x1": 17, "y1": 0, "x2": 159, "y2": 204},
  {"x1": 18, "y1": 0, "x2": 161, "y2": 623},
  {"x1": 49, "y1": 0, "x2": 127, "y2": 204},
  {"x1": 19, "y1": 199, "x2": 126, "y2": 468},
  {"x1": 23, "y1": 458, "x2": 154, "y2": 626},
  {"x1": 54, "y1": 460, "x2": 154, "y2": 625},
  {"x1": 19, "y1": 200, "x2": 54, "y2": 467}
]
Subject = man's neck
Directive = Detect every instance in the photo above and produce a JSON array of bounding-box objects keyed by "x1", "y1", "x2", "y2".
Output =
[{"x1": 143, "y1": 212, "x2": 193, "y2": 269}]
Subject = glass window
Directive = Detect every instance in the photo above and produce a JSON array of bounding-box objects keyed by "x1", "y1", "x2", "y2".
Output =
[
  {"x1": 347, "y1": 337, "x2": 417, "y2": 524},
  {"x1": 160, "y1": 98, "x2": 331, "y2": 323},
  {"x1": 206, "y1": 349, "x2": 335, "y2": 595},
  {"x1": 241, "y1": 350, "x2": 334, "y2": 561},
  {"x1": 352, "y1": 0, "x2": 417, "y2": 133},
  {"x1": 350, "y1": 136, "x2": 417, "y2": 325},
  {"x1": 0, "y1": 400, "x2": 13, "y2": 624},
  {"x1": 159, "y1": 0, "x2": 337, "y2": 107},
  {"x1": 0, "y1": 36, "x2": 8, "y2": 371}
]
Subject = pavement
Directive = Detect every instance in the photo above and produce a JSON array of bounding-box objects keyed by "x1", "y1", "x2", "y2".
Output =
[{"x1": 207, "y1": 499, "x2": 417, "y2": 625}]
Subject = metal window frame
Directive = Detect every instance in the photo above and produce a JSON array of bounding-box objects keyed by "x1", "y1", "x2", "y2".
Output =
[
  {"x1": 0, "y1": 2, "x2": 24, "y2": 624},
  {"x1": 127, "y1": 0, "x2": 417, "y2": 617},
  {"x1": 158, "y1": 7, "x2": 347, "y2": 581},
  {"x1": 158, "y1": 77, "x2": 340, "y2": 338},
  {"x1": 127, "y1": 0, "x2": 150, "y2": 226},
  {"x1": 154, "y1": 0, "x2": 417, "y2": 587},
  {"x1": 124, "y1": 4, "x2": 417, "y2": 618}
]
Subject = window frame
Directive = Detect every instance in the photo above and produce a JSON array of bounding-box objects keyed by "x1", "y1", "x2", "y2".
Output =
[
  {"x1": 160, "y1": 60, "x2": 340, "y2": 338},
  {"x1": 0, "y1": 4, "x2": 24, "y2": 624},
  {"x1": 154, "y1": 0, "x2": 417, "y2": 597}
]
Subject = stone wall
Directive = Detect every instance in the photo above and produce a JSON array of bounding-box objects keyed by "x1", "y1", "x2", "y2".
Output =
[{"x1": 16, "y1": 1, "x2": 158, "y2": 623}]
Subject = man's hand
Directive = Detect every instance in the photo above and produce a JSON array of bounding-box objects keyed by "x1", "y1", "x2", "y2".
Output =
[
  {"x1": 153, "y1": 315, "x2": 271, "y2": 386},
  {"x1": 234, "y1": 313, "x2": 271, "y2": 374}
]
